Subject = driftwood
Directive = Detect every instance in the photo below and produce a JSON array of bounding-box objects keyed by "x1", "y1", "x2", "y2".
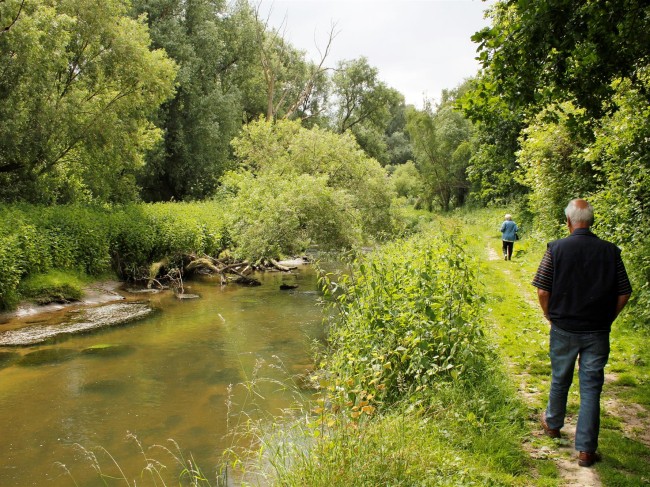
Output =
[
  {"x1": 184, "y1": 255, "x2": 261, "y2": 286},
  {"x1": 270, "y1": 259, "x2": 297, "y2": 272},
  {"x1": 145, "y1": 253, "x2": 307, "y2": 291}
]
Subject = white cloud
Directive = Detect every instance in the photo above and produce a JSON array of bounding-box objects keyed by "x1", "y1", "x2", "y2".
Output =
[{"x1": 255, "y1": 0, "x2": 493, "y2": 107}]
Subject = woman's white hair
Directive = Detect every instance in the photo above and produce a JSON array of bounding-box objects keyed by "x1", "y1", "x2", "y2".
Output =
[
  {"x1": 565, "y1": 199, "x2": 594, "y2": 226},
  {"x1": 504, "y1": 214, "x2": 512, "y2": 221}
]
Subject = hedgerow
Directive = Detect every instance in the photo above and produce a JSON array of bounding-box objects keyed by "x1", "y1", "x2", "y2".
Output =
[{"x1": 0, "y1": 202, "x2": 229, "y2": 310}]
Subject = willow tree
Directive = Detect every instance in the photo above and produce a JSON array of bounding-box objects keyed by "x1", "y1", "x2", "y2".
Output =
[
  {"x1": 0, "y1": 0, "x2": 177, "y2": 203},
  {"x1": 406, "y1": 91, "x2": 473, "y2": 212}
]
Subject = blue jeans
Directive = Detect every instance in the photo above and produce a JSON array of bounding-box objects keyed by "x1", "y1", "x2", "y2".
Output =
[{"x1": 545, "y1": 325, "x2": 610, "y2": 452}]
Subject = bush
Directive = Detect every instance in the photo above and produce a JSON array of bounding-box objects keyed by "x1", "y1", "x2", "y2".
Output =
[
  {"x1": 320, "y1": 231, "x2": 490, "y2": 405},
  {"x1": 0, "y1": 201, "x2": 229, "y2": 310},
  {"x1": 227, "y1": 119, "x2": 397, "y2": 260}
]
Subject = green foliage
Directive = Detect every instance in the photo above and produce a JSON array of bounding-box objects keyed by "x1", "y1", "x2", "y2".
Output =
[
  {"x1": 516, "y1": 103, "x2": 597, "y2": 237},
  {"x1": 133, "y1": 0, "x2": 249, "y2": 201},
  {"x1": 458, "y1": 74, "x2": 527, "y2": 205},
  {"x1": 587, "y1": 75, "x2": 650, "y2": 329},
  {"x1": 221, "y1": 172, "x2": 359, "y2": 262},
  {"x1": 473, "y1": 0, "x2": 650, "y2": 119},
  {"x1": 405, "y1": 89, "x2": 473, "y2": 211},
  {"x1": 0, "y1": 202, "x2": 228, "y2": 309},
  {"x1": 0, "y1": 0, "x2": 177, "y2": 204},
  {"x1": 265, "y1": 379, "x2": 531, "y2": 486},
  {"x1": 225, "y1": 119, "x2": 396, "y2": 260},
  {"x1": 331, "y1": 58, "x2": 407, "y2": 164},
  {"x1": 389, "y1": 161, "x2": 423, "y2": 200},
  {"x1": 320, "y1": 232, "x2": 490, "y2": 405}
]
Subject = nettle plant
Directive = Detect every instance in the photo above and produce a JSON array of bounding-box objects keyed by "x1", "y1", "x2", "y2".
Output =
[{"x1": 319, "y1": 232, "x2": 489, "y2": 410}]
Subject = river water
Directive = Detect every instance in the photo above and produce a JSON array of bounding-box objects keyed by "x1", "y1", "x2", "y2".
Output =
[{"x1": 0, "y1": 264, "x2": 327, "y2": 486}]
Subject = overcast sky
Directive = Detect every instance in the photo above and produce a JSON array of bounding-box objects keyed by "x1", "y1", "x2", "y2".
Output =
[{"x1": 255, "y1": 0, "x2": 494, "y2": 108}]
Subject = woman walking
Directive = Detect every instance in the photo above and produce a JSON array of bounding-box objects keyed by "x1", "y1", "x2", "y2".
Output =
[{"x1": 500, "y1": 214, "x2": 519, "y2": 260}]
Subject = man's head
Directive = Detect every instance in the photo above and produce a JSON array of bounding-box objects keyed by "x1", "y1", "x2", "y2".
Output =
[
  {"x1": 505, "y1": 214, "x2": 512, "y2": 221},
  {"x1": 565, "y1": 199, "x2": 594, "y2": 231}
]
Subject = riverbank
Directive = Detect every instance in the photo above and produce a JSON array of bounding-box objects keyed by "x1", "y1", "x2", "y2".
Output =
[{"x1": 0, "y1": 280, "x2": 161, "y2": 346}]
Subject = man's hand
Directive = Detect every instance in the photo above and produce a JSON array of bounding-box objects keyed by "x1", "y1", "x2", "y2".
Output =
[{"x1": 537, "y1": 288, "x2": 551, "y2": 322}]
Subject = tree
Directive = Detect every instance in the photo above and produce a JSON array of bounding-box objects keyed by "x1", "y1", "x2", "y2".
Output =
[
  {"x1": 253, "y1": 4, "x2": 334, "y2": 122},
  {"x1": 0, "y1": 0, "x2": 177, "y2": 203},
  {"x1": 458, "y1": 74, "x2": 527, "y2": 204},
  {"x1": 223, "y1": 118, "x2": 396, "y2": 260},
  {"x1": 405, "y1": 93, "x2": 473, "y2": 212},
  {"x1": 331, "y1": 57, "x2": 404, "y2": 163},
  {"x1": 133, "y1": 0, "x2": 252, "y2": 201},
  {"x1": 473, "y1": 0, "x2": 650, "y2": 118},
  {"x1": 516, "y1": 103, "x2": 597, "y2": 236},
  {"x1": 332, "y1": 57, "x2": 398, "y2": 132},
  {"x1": 390, "y1": 160, "x2": 422, "y2": 200}
]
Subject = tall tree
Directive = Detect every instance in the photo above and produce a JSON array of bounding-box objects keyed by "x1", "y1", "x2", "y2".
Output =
[
  {"x1": 406, "y1": 92, "x2": 473, "y2": 212},
  {"x1": 458, "y1": 73, "x2": 526, "y2": 204},
  {"x1": 331, "y1": 57, "x2": 403, "y2": 163},
  {"x1": 252, "y1": 4, "x2": 334, "y2": 123},
  {"x1": 133, "y1": 0, "x2": 255, "y2": 201},
  {"x1": 472, "y1": 0, "x2": 650, "y2": 118},
  {"x1": 0, "y1": 0, "x2": 177, "y2": 203}
]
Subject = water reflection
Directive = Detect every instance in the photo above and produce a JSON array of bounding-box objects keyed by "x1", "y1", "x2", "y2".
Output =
[{"x1": 0, "y1": 265, "x2": 326, "y2": 486}]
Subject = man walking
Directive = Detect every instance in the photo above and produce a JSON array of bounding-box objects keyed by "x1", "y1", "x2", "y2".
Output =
[{"x1": 532, "y1": 199, "x2": 632, "y2": 467}]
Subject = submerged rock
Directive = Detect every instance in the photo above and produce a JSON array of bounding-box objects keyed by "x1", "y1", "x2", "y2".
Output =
[
  {"x1": 81, "y1": 343, "x2": 136, "y2": 357},
  {"x1": 0, "y1": 351, "x2": 20, "y2": 369},
  {"x1": 18, "y1": 348, "x2": 78, "y2": 366},
  {"x1": 81, "y1": 379, "x2": 130, "y2": 394},
  {"x1": 0, "y1": 302, "x2": 155, "y2": 346},
  {"x1": 176, "y1": 293, "x2": 200, "y2": 300}
]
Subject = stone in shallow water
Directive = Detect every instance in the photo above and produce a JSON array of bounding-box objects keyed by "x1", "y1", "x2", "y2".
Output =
[
  {"x1": 0, "y1": 351, "x2": 20, "y2": 369},
  {"x1": 18, "y1": 348, "x2": 78, "y2": 366},
  {"x1": 176, "y1": 293, "x2": 200, "y2": 300},
  {"x1": 81, "y1": 379, "x2": 129, "y2": 394},
  {"x1": 0, "y1": 302, "x2": 155, "y2": 346},
  {"x1": 81, "y1": 343, "x2": 136, "y2": 357}
]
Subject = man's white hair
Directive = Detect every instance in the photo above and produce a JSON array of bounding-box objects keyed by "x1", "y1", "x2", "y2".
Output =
[{"x1": 565, "y1": 199, "x2": 594, "y2": 226}]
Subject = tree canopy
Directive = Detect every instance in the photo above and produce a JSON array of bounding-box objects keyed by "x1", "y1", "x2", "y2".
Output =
[
  {"x1": 0, "y1": 0, "x2": 177, "y2": 203},
  {"x1": 472, "y1": 0, "x2": 650, "y2": 118}
]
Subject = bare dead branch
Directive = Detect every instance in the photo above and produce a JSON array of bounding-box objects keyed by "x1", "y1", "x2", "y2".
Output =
[{"x1": 1, "y1": 0, "x2": 25, "y2": 36}]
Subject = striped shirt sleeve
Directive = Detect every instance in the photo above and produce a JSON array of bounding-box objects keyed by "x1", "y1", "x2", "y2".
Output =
[
  {"x1": 532, "y1": 248, "x2": 553, "y2": 292},
  {"x1": 616, "y1": 255, "x2": 633, "y2": 295}
]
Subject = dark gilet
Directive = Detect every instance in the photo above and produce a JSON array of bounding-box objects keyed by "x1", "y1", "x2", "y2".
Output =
[{"x1": 548, "y1": 228, "x2": 620, "y2": 333}]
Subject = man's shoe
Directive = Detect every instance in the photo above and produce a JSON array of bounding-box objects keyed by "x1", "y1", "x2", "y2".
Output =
[
  {"x1": 541, "y1": 412, "x2": 561, "y2": 438},
  {"x1": 578, "y1": 451, "x2": 601, "y2": 467}
]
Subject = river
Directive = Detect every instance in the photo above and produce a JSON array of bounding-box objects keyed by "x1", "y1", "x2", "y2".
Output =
[{"x1": 0, "y1": 264, "x2": 328, "y2": 486}]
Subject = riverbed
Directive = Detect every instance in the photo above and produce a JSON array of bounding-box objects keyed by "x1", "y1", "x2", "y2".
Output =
[{"x1": 0, "y1": 264, "x2": 327, "y2": 486}]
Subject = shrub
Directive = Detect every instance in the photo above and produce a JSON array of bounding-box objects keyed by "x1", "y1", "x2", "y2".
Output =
[
  {"x1": 320, "y1": 231, "x2": 490, "y2": 405},
  {"x1": 227, "y1": 119, "x2": 397, "y2": 259},
  {"x1": 0, "y1": 201, "x2": 229, "y2": 309}
]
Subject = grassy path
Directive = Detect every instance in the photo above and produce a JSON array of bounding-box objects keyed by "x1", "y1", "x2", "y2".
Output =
[{"x1": 442, "y1": 209, "x2": 650, "y2": 487}]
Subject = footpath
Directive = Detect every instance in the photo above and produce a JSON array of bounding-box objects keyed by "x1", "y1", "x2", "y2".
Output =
[{"x1": 449, "y1": 211, "x2": 650, "y2": 487}]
